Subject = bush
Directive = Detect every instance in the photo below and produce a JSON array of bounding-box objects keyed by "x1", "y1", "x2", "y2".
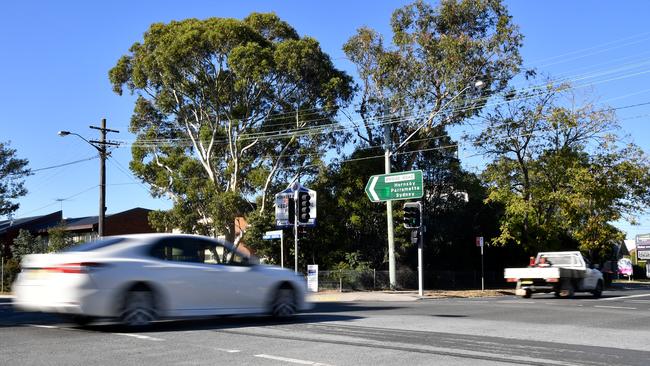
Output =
[
  {"x1": 633, "y1": 263, "x2": 647, "y2": 279},
  {"x1": 1, "y1": 258, "x2": 20, "y2": 292}
]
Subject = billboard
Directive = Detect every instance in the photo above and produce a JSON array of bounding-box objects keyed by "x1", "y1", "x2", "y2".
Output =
[{"x1": 636, "y1": 234, "x2": 650, "y2": 261}]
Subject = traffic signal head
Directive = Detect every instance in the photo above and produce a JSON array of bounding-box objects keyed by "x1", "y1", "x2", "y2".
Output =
[
  {"x1": 298, "y1": 191, "x2": 311, "y2": 223},
  {"x1": 403, "y1": 201, "x2": 421, "y2": 229}
]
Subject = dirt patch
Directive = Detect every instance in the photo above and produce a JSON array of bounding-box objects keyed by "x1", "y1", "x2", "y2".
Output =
[{"x1": 421, "y1": 289, "x2": 515, "y2": 298}]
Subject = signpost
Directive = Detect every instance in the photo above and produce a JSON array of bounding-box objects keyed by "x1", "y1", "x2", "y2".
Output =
[
  {"x1": 263, "y1": 230, "x2": 284, "y2": 268},
  {"x1": 365, "y1": 170, "x2": 424, "y2": 202},
  {"x1": 476, "y1": 236, "x2": 484, "y2": 291}
]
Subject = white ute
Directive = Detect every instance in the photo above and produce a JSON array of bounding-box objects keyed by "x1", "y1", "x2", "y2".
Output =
[{"x1": 504, "y1": 251, "x2": 604, "y2": 298}]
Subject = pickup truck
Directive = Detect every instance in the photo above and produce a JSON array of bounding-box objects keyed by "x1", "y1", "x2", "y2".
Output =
[{"x1": 504, "y1": 251, "x2": 604, "y2": 298}]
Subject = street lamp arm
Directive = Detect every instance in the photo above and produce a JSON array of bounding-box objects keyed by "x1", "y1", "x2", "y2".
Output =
[
  {"x1": 391, "y1": 81, "x2": 483, "y2": 156},
  {"x1": 58, "y1": 131, "x2": 102, "y2": 152}
]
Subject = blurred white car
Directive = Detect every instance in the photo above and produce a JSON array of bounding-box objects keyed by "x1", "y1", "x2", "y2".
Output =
[{"x1": 13, "y1": 233, "x2": 311, "y2": 326}]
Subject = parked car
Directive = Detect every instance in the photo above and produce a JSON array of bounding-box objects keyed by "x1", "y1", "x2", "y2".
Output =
[{"x1": 13, "y1": 233, "x2": 311, "y2": 326}]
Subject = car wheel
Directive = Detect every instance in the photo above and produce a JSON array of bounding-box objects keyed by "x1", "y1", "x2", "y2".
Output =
[
  {"x1": 121, "y1": 290, "x2": 156, "y2": 327},
  {"x1": 592, "y1": 280, "x2": 603, "y2": 298},
  {"x1": 271, "y1": 287, "x2": 297, "y2": 318},
  {"x1": 70, "y1": 315, "x2": 93, "y2": 327}
]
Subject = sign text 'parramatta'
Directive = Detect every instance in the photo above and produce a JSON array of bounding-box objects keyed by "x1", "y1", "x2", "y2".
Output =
[{"x1": 365, "y1": 170, "x2": 424, "y2": 202}]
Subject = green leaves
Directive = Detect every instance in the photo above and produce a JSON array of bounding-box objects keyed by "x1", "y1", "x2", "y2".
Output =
[
  {"x1": 478, "y1": 81, "x2": 650, "y2": 260},
  {"x1": 110, "y1": 14, "x2": 353, "y2": 239},
  {"x1": 0, "y1": 141, "x2": 30, "y2": 218}
]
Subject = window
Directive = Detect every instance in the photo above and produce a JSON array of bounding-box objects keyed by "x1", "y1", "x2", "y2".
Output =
[{"x1": 150, "y1": 237, "x2": 249, "y2": 265}]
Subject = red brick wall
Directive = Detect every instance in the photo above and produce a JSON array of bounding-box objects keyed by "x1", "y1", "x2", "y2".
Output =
[{"x1": 104, "y1": 208, "x2": 155, "y2": 236}]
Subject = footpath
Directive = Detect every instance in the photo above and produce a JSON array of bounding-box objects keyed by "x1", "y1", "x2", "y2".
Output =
[{"x1": 308, "y1": 289, "x2": 514, "y2": 302}]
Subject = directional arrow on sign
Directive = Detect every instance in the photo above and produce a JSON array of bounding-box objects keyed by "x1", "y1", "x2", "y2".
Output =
[{"x1": 365, "y1": 170, "x2": 424, "y2": 202}]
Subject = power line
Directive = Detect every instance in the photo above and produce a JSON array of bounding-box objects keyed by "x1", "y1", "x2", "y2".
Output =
[{"x1": 22, "y1": 155, "x2": 99, "y2": 175}]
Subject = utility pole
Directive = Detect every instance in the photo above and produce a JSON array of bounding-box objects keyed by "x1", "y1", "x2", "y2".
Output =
[
  {"x1": 89, "y1": 119, "x2": 119, "y2": 237},
  {"x1": 384, "y1": 115, "x2": 396, "y2": 290},
  {"x1": 58, "y1": 120, "x2": 119, "y2": 238}
]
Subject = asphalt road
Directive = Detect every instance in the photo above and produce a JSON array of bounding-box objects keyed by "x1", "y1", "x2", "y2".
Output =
[{"x1": 2, "y1": 283, "x2": 650, "y2": 366}]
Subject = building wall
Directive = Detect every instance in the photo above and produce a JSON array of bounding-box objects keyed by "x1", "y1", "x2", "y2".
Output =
[{"x1": 104, "y1": 208, "x2": 155, "y2": 236}]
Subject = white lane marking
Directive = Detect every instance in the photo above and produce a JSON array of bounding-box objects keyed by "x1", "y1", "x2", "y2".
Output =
[
  {"x1": 594, "y1": 305, "x2": 637, "y2": 310},
  {"x1": 598, "y1": 293, "x2": 650, "y2": 301},
  {"x1": 215, "y1": 348, "x2": 241, "y2": 353},
  {"x1": 255, "y1": 354, "x2": 334, "y2": 366},
  {"x1": 27, "y1": 324, "x2": 163, "y2": 341},
  {"x1": 27, "y1": 324, "x2": 60, "y2": 329},
  {"x1": 113, "y1": 333, "x2": 164, "y2": 341},
  {"x1": 625, "y1": 299, "x2": 650, "y2": 304}
]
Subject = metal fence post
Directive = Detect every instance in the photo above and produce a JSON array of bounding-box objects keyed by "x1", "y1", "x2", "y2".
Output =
[{"x1": 1, "y1": 256, "x2": 4, "y2": 293}]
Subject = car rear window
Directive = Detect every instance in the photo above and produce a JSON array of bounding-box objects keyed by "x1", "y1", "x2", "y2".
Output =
[{"x1": 63, "y1": 237, "x2": 127, "y2": 252}]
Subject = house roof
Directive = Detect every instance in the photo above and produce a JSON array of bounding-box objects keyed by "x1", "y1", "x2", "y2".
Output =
[{"x1": 0, "y1": 211, "x2": 63, "y2": 235}]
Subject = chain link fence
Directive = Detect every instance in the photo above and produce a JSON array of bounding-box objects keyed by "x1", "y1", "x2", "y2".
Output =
[{"x1": 317, "y1": 269, "x2": 505, "y2": 291}]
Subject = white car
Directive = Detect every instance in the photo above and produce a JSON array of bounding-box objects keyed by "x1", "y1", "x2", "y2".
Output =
[{"x1": 13, "y1": 233, "x2": 311, "y2": 326}]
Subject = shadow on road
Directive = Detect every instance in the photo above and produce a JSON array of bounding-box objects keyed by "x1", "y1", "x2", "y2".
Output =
[{"x1": 0, "y1": 302, "x2": 402, "y2": 332}]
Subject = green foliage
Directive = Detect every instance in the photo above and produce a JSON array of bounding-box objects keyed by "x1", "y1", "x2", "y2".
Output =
[
  {"x1": 109, "y1": 13, "x2": 353, "y2": 239},
  {"x1": 476, "y1": 82, "x2": 650, "y2": 261},
  {"x1": 344, "y1": 0, "x2": 522, "y2": 153},
  {"x1": 1, "y1": 258, "x2": 20, "y2": 292},
  {"x1": 12, "y1": 229, "x2": 43, "y2": 261},
  {"x1": 0, "y1": 141, "x2": 30, "y2": 218},
  {"x1": 47, "y1": 223, "x2": 74, "y2": 253}
]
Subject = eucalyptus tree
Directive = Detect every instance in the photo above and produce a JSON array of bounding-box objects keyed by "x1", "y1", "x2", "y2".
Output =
[
  {"x1": 343, "y1": 0, "x2": 522, "y2": 164},
  {"x1": 110, "y1": 14, "x2": 353, "y2": 243},
  {"x1": 0, "y1": 141, "x2": 30, "y2": 218},
  {"x1": 476, "y1": 82, "x2": 650, "y2": 258}
]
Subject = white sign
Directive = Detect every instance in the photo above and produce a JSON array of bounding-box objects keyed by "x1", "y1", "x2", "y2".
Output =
[
  {"x1": 307, "y1": 265, "x2": 318, "y2": 293},
  {"x1": 618, "y1": 258, "x2": 633, "y2": 276},
  {"x1": 263, "y1": 230, "x2": 283, "y2": 240}
]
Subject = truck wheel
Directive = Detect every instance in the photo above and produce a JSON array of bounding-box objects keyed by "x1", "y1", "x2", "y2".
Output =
[
  {"x1": 559, "y1": 280, "x2": 574, "y2": 298},
  {"x1": 522, "y1": 289, "x2": 532, "y2": 298},
  {"x1": 592, "y1": 280, "x2": 603, "y2": 298}
]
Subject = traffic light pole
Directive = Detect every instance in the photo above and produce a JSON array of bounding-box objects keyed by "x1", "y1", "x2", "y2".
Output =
[{"x1": 294, "y1": 190, "x2": 299, "y2": 274}]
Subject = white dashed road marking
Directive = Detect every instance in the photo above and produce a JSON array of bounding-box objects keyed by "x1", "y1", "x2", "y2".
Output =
[
  {"x1": 112, "y1": 333, "x2": 164, "y2": 341},
  {"x1": 598, "y1": 293, "x2": 650, "y2": 301},
  {"x1": 594, "y1": 305, "x2": 637, "y2": 310},
  {"x1": 255, "y1": 354, "x2": 334, "y2": 366}
]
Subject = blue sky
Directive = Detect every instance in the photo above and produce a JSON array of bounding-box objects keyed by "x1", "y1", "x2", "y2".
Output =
[{"x1": 2, "y1": 1, "x2": 650, "y2": 239}]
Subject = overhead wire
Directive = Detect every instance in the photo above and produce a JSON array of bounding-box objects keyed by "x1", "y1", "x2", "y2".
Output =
[{"x1": 116, "y1": 61, "x2": 650, "y2": 148}]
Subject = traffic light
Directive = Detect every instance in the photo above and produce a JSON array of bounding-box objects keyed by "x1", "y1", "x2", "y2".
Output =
[
  {"x1": 298, "y1": 191, "x2": 311, "y2": 223},
  {"x1": 403, "y1": 201, "x2": 421, "y2": 229}
]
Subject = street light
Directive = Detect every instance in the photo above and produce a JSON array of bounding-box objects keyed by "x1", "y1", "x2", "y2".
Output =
[{"x1": 58, "y1": 119, "x2": 118, "y2": 238}]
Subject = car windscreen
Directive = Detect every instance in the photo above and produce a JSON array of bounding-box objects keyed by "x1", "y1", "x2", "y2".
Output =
[{"x1": 63, "y1": 237, "x2": 127, "y2": 252}]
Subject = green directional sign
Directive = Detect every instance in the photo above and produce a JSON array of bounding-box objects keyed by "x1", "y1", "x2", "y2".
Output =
[{"x1": 365, "y1": 170, "x2": 424, "y2": 202}]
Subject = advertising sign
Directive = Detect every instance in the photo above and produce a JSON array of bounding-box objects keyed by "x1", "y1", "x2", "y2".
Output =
[
  {"x1": 618, "y1": 258, "x2": 633, "y2": 276},
  {"x1": 307, "y1": 265, "x2": 318, "y2": 293},
  {"x1": 636, "y1": 234, "x2": 650, "y2": 261}
]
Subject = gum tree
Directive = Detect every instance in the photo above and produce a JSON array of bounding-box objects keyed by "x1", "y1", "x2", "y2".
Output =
[{"x1": 110, "y1": 14, "x2": 353, "y2": 243}]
